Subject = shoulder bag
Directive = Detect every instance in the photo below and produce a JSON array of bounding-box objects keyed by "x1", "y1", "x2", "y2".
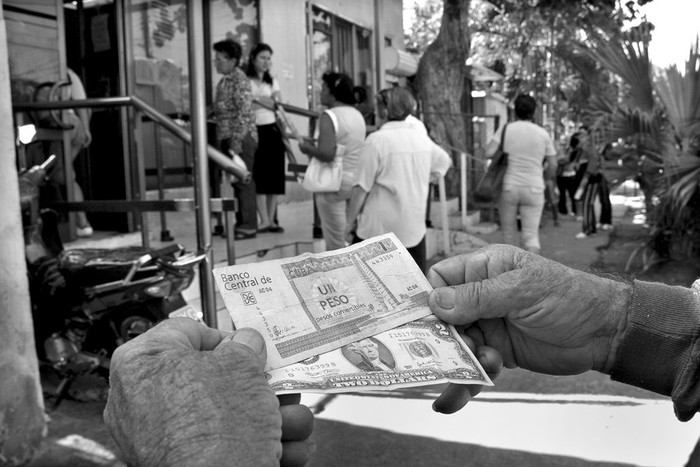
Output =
[
  {"x1": 302, "y1": 109, "x2": 344, "y2": 192},
  {"x1": 475, "y1": 124, "x2": 509, "y2": 202}
]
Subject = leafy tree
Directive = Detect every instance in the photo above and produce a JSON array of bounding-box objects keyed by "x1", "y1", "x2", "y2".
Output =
[
  {"x1": 404, "y1": 0, "x2": 443, "y2": 55},
  {"x1": 408, "y1": 0, "x2": 700, "y2": 263}
]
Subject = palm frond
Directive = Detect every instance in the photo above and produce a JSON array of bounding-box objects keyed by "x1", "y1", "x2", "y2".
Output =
[
  {"x1": 578, "y1": 31, "x2": 655, "y2": 112},
  {"x1": 654, "y1": 38, "x2": 700, "y2": 148},
  {"x1": 656, "y1": 152, "x2": 700, "y2": 231}
]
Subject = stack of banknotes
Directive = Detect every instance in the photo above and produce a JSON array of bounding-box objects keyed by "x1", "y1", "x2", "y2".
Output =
[{"x1": 213, "y1": 233, "x2": 492, "y2": 394}]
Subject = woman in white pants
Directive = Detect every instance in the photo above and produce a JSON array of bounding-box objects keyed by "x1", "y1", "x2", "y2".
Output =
[{"x1": 299, "y1": 72, "x2": 366, "y2": 250}]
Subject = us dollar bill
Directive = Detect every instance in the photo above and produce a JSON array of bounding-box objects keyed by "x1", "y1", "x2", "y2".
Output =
[
  {"x1": 213, "y1": 233, "x2": 433, "y2": 370},
  {"x1": 267, "y1": 315, "x2": 493, "y2": 394}
]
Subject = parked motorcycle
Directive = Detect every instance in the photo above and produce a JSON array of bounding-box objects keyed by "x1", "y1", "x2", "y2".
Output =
[{"x1": 20, "y1": 154, "x2": 206, "y2": 408}]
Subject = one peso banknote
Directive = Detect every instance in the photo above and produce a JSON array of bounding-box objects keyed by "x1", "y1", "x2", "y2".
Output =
[
  {"x1": 213, "y1": 233, "x2": 433, "y2": 370},
  {"x1": 267, "y1": 315, "x2": 493, "y2": 394}
]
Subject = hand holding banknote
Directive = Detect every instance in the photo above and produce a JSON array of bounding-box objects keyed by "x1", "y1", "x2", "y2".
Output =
[
  {"x1": 427, "y1": 244, "x2": 631, "y2": 413},
  {"x1": 214, "y1": 234, "x2": 497, "y2": 400},
  {"x1": 104, "y1": 319, "x2": 315, "y2": 467},
  {"x1": 266, "y1": 315, "x2": 496, "y2": 396}
]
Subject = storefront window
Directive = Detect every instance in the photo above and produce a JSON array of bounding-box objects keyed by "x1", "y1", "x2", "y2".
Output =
[
  {"x1": 128, "y1": 0, "x2": 258, "y2": 188},
  {"x1": 310, "y1": 6, "x2": 372, "y2": 111},
  {"x1": 209, "y1": 0, "x2": 258, "y2": 92},
  {"x1": 130, "y1": 0, "x2": 189, "y2": 115}
]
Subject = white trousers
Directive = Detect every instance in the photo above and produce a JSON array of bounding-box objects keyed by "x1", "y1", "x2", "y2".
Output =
[
  {"x1": 498, "y1": 185, "x2": 545, "y2": 253},
  {"x1": 315, "y1": 187, "x2": 352, "y2": 251}
]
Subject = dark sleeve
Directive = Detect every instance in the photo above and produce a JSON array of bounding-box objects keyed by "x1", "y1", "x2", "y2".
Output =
[{"x1": 610, "y1": 279, "x2": 700, "y2": 421}]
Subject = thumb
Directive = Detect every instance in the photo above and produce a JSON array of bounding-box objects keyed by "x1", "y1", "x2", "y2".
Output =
[
  {"x1": 220, "y1": 328, "x2": 268, "y2": 370},
  {"x1": 429, "y1": 282, "x2": 507, "y2": 325}
]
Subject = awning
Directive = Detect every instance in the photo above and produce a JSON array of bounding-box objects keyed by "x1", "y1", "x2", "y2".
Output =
[
  {"x1": 468, "y1": 63, "x2": 504, "y2": 82},
  {"x1": 384, "y1": 47, "x2": 419, "y2": 77}
]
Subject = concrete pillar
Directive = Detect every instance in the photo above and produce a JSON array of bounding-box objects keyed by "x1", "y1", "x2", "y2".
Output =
[{"x1": 0, "y1": 1, "x2": 48, "y2": 464}]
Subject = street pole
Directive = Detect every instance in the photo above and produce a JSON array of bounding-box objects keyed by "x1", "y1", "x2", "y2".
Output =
[
  {"x1": 186, "y1": 0, "x2": 217, "y2": 327},
  {"x1": 0, "y1": 1, "x2": 47, "y2": 463}
]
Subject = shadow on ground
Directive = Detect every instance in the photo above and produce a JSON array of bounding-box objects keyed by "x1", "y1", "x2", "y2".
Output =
[{"x1": 308, "y1": 419, "x2": 629, "y2": 467}]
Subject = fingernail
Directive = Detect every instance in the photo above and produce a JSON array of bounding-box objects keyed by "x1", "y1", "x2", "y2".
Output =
[
  {"x1": 230, "y1": 328, "x2": 265, "y2": 355},
  {"x1": 434, "y1": 287, "x2": 455, "y2": 311}
]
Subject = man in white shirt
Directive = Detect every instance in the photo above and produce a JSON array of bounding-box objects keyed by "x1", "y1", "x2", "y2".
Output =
[{"x1": 346, "y1": 87, "x2": 452, "y2": 271}]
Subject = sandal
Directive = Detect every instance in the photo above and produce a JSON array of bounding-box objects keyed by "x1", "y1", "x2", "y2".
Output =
[
  {"x1": 234, "y1": 230, "x2": 256, "y2": 240},
  {"x1": 268, "y1": 225, "x2": 285, "y2": 233}
]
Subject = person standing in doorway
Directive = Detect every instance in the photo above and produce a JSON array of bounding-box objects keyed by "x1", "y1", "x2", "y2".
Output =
[
  {"x1": 247, "y1": 43, "x2": 286, "y2": 234},
  {"x1": 211, "y1": 39, "x2": 258, "y2": 239}
]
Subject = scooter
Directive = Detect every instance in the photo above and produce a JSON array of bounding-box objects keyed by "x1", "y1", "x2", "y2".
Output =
[{"x1": 20, "y1": 154, "x2": 206, "y2": 408}]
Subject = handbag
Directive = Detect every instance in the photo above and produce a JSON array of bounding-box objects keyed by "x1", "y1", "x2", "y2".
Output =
[
  {"x1": 301, "y1": 109, "x2": 344, "y2": 193},
  {"x1": 301, "y1": 151, "x2": 344, "y2": 192},
  {"x1": 475, "y1": 124, "x2": 509, "y2": 202}
]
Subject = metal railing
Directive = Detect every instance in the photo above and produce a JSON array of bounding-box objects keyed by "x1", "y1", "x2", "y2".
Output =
[{"x1": 13, "y1": 95, "x2": 248, "y2": 326}]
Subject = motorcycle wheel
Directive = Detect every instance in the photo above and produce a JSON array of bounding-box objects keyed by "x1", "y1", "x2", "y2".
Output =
[
  {"x1": 113, "y1": 298, "x2": 174, "y2": 345},
  {"x1": 119, "y1": 313, "x2": 157, "y2": 342},
  {"x1": 85, "y1": 304, "x2": 162, "y2": 356}
]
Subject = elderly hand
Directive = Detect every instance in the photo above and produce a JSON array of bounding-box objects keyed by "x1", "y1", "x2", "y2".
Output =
[
  {"x1": 104, "y1": 318, "x2": 315, "y2": 467},
  {"x1": 426, "y1": 245, "x2": 632, "y2": 413}
]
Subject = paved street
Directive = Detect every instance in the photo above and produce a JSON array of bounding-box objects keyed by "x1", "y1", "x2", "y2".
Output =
[{"x1": 302, "y1": 375, "x2": 700, "y2": 467}]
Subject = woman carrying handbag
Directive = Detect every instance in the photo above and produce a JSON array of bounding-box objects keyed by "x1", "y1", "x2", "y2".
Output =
[
  {"x1": 299, "y1": 72, "x2": 366, "y2": 250},
  {"x1": 486, "y1": 94, "x2": 557, "y2": 254}
]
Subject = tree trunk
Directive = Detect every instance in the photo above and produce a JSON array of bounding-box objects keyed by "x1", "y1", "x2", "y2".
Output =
[
  {"x1": 414, "y1": 0, "x2": 471, "y2": 196},
  {"x1": 0, "y1": 8, "x2": 47, "y2": 465}
]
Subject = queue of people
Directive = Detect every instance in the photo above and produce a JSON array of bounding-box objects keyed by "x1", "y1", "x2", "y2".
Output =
[
  {"x1": 210, "y1": 40, "x2": 288, "y2": 240},
  {"x1": 211, "y1": 39, "x2": 448, "y2": 254}
]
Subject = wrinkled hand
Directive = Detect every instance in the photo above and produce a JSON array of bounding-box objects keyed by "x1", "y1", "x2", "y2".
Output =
[
  {"x1": 426, "y1": 245, "x2": 631, "y2": 412},
  {"x1": 430, "y1": 332, "x2": 503, "y2": 415},
  {"x1": 104, "y1": 319, "x2": 315, "y2": 467}
]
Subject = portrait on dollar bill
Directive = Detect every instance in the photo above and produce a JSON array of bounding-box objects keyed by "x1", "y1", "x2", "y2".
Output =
[
  {"x1": 343, "y1": 337, "x2": 396, "y2": 372},
  {"x1": 408, "y1": 341, "x2": 434, "y2": 359}
]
